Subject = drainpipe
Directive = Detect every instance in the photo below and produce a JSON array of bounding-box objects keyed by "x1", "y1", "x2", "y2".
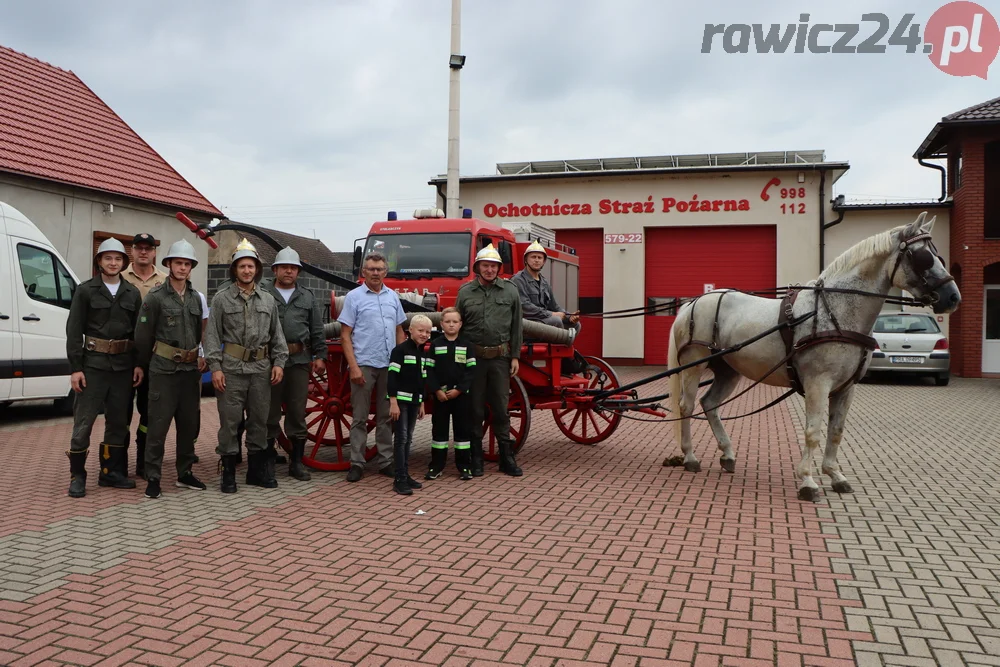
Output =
[
  {"x1": 917, "y1": 158, "x2": 948, "y2": 202},
  {"x1": 820, "y1": 191, "x2": 846, "y2": 271}
]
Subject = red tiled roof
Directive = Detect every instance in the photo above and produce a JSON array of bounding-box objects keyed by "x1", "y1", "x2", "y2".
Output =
[{"x1": 0, "y1": 45, "x2": 222, "y2": 216}]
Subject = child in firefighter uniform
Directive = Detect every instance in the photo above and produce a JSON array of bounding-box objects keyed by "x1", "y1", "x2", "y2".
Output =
[
  {"x1": 424, "y1": 307, "x2": 476, "y2": 480},
  {"x1": 387, "y1": 315, "x2": 432, "y2": 495}
]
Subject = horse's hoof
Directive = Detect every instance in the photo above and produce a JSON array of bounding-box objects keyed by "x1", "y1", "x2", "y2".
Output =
[
  {"x1": 720, "y1": 457, "x2": 736, "y2": 473},
  {"x1": 832, "y1": 481, "x2": 854, "y2": 494},
  {"x1": 664, "y1": 456, "x2": 685, "y2": 467},
  {"x1": 797, "y1": 486, "x2": 820, "y2": 502},
  {"x1": 684, "y1": 461, "x2": 702, "y2": 473}
]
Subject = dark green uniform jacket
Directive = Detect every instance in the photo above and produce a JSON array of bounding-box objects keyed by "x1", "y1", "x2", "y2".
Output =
[
  {"x1": 259, "y1": 279, "x2": 325, "y2": 366},
  {"x1": 134, "y1": 280, "x2": 203, "y2": 375},
  {"x1": 455, "y1": 278, "x2": 523, "y2": 358},
  {"x1": 66, "y1": 276, "x2": 141, "y2": 373}
]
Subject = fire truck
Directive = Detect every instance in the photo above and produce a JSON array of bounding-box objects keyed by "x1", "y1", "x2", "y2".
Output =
[{"x1": 351, "y1": 209, "x2": 580, "y2": 312}]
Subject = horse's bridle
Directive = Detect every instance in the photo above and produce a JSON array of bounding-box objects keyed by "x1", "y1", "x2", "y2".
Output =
[{"x1": 888, "y1": 231, "x2": 955, "y2": 305}]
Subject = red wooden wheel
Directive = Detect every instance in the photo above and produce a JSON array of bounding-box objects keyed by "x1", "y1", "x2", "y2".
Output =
[
  {"x1": 277, "y1": 356, "x2": 377, "y2": 472},
  {"x1": 482, "y1": 376, "x2": 531, "y2": 462},
  {"x1": 553, "y1": 356, "x2": 622, "y2": 445}
]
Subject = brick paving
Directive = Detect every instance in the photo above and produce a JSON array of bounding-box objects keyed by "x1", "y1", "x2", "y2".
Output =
[
  {"x1": 3, "y1": 368, "x2": 993, "y2": 665},
  {"x1": 789, "y1": 376, "x2": 1000, "y2": 667}
]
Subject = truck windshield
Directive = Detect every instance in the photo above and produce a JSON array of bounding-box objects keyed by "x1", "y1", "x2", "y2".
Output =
[{"x1": 364, "y1": 233, "x2": 471, "y2": 278}]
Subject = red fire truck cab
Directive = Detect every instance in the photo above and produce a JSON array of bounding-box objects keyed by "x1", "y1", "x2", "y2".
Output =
[{"x1": 353, "y1": 209, "x2": 580, "y2": 312}]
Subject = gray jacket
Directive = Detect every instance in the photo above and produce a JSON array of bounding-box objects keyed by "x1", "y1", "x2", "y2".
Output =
[
  {"x1": 510, "y1": 269, "x2": 563, "y2": 321},
  {"x1": 205, "y1": 282, "x2": 288, "y2": 375}
]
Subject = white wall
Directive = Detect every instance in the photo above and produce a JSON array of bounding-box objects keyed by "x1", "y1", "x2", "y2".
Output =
[
  {"x1": 825, "y1": 206, "x2": 952, "y2": 336},
  {"x1": 452, "y1": 168, "x2": 843, "y2": 358},
  {"x1": 0, "y1": 177, "x2": 212, "y2": 295}
]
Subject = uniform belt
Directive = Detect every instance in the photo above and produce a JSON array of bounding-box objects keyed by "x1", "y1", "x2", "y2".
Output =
[
  {"x1": 152, "y1": 341, "x2": 199, "y2": 364},
  {"x1": 223, "y1": 343, "x2": 269, "y2": 362},
  {"x1": 473, "y1": 343, "x2": 509, "y2": 359},
  {"x1": 84, "y1": 336, "x2": 133, "y2": 354},
  {"x1": 286, "y1": 342, "x2": 310, "y2": 355}
]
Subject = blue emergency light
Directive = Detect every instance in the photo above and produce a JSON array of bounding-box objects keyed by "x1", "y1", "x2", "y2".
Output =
[{"x1": 387, "y1": 211, "x2": 397, "y2": 221}]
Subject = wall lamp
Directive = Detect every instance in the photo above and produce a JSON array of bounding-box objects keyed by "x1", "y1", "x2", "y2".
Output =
[{"x1": 449, "y1": 54, "x2": 466, "y2": 69}]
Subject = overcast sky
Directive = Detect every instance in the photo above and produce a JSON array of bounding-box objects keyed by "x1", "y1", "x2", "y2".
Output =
[{"x1": 1, "y1": 0, "x2": 997, "y2": 252}]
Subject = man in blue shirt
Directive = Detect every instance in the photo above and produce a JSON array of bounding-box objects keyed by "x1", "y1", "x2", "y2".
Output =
[{"x1": 338, "y1": 252, "x2": 407, "y2": 481}]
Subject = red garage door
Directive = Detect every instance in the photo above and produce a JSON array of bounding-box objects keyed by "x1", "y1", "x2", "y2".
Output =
[
  {"x1": 643, "y1": 225, "x2": 776, "y2": 365},
  {"x1": 556, "y1": 229, "x2": 603, "y2": 358}
]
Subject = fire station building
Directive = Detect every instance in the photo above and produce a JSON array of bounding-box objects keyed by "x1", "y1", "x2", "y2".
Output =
[{"x1": 431, "y1": 96, "x2": 1000, "y2": 377}]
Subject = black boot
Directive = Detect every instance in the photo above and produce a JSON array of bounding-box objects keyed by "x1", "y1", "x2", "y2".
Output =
[
  {"x1": 288, "y1": 438, "x2": 311, "y2": 481},
  {"x1": 247, "y1": 450, "x2": 278, "y2": 488},
  {"x1": 220, "y1": 455, "x2": 237, "y2": 494},
  {"x1": 498, "y1": 439, "x2": 523, "y2": 477},
  {"x1": 470, "y1": 441, "x2": 484, "y2": 477},
  {"x1": 425, "y1": 446, "x2": 447, "y2": 480},
  {"x1": 98, "y1": 444, "x2": 137, "y2": 489},
  {"x1": 267, "y1": 438, "x2": 287, "y2": 465},
  {"x1": 67, "y1": 449, "x2": 88, "y2": 498},
  {"x1": 455, "y1": 447, "x2": 473, "y2": 481},
  {"x1": 135, "y1": 438, "x2": 146, "y2": 479}
]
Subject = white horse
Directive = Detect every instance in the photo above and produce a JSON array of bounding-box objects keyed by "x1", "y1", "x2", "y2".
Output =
[{"x1": 663, "y1": 212, "x2": 961, "y2": 501}]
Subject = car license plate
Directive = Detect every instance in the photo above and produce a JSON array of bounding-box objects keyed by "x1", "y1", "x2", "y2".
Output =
[{"x1": 890, "y1": 356, "x2": 924, "y2": 364}]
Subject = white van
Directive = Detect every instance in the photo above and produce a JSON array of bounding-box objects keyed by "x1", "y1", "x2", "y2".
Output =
[{"x1": 0, "y1": 201, "x2": 80, "y2": 412}]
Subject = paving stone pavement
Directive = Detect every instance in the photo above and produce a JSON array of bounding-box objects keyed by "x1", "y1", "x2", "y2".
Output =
[
  {"x1": 4, "y1": 368, "x2": 992, "y2": 665},
  {"x1": 789, "y1": 376, "x2": 1000, "y2": 667}
]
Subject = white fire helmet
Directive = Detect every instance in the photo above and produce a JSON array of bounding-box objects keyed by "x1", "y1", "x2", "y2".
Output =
[
  {"x1": 272, "y1": 246, "x2": 302, "y2": 269},
  {"x1": 161, "y1": 239, "x2": 199, "y2": 268},
  {"x1": 523, "y1": 240, "x2": 548, "y2": 262},
  {"x1": 473, "y1": 243, "x2": 503, "y2": 273},
  {"x1": 230, "y1": 237, "x2": 262, "y2": 281},
  {"x1": 94, "y1": 238, "x2": 130, "y2": 272}
]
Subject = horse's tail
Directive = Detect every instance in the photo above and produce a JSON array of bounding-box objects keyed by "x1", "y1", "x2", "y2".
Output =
[{"x1": 667, "y1": 313, "x2": 684, "y2": 449}]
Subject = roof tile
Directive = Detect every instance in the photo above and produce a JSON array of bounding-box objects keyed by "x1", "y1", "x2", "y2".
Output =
[
  {"x1": 942, "y1": 95, "x2": 1000, "y2": 122},
  {"x1": 0, "y1": 44, "x2": 222, "y2": 216}
]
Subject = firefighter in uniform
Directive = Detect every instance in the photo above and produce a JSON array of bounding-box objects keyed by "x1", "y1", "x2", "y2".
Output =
[
  {"x1": 133, "y1": 239, "x2": 208, "y2": 498},
  {"x1": 456, "y1": 243, "x2": 524, "y2": 477},
  {"x1": 205, "y1": 238, "x2": 288, "y2": 493},
  {"x1": 121, "y1": 232, "x2": 168, "y2": 478},
  {"x1": 260, "y1": 247, "x2": 325, "y2": 481},
  {"x1": 66, "y1": 239, "x2": 143, "y2": 497}
]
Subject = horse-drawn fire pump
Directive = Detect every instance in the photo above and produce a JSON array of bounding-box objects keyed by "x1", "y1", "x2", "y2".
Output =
[
  {"x1": 180, "y1": 209, "x2": 639, "y2": 472},
  {"x1": 180, "y1": 209, "x2": 960, "y2": 501}
]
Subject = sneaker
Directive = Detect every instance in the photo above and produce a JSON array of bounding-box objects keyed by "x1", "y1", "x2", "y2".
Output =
[
  {"x1": 393, "y1": 479, "x2": 413, "y2": 495},
  {"x1": 347, "y1": 465, "x2": 363, "y2": 482},
  {"x1": 176, "y1": 473, "x2": 206, "y2": 490},
  {"x1": 459, "y1": 469, "x2": 473, "y2": 481},
  {"x1": 425, "y1": 468, "x2": 443, "y2": 480},
  {"x1": 406, "y1": 476, "x2": 422, "y2": 490},
  {"x1": 144, "y1": 479, "x2": 162, "y2": 499}
]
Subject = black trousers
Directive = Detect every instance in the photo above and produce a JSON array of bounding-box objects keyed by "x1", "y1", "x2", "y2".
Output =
[
  {"x1": 125, "y1": 371, "x2": 150, "y2": 449},
  {"x1": 431, "y1": 393, "x2": 472, "y2": 445}
]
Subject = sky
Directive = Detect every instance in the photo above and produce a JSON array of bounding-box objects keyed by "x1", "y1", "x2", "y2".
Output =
[{"x1": 1, "y1": 0, "x2": 997, "y2": 253}]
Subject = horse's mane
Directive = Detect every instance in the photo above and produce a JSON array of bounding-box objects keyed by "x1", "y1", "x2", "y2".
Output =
[{"x1": 817, "y1": 225, "x2": 903, "y2": 281}]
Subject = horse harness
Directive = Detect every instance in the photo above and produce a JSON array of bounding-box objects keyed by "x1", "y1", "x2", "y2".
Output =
[
  {"x1": 778, "y1": 229, "x2": 952, "y2": 396},
  {"x1": 777, "y1": 286, "x2": 876, "y2": 396}
]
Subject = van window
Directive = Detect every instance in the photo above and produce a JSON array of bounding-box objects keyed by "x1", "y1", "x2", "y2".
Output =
[{"x1": 17, "y1": 244, "x2": 74, "y2": 309}]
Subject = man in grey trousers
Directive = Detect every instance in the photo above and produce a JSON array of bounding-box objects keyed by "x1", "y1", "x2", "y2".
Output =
[{"x1": 337, "y1": 252, "x2": 406, "y2": 482}]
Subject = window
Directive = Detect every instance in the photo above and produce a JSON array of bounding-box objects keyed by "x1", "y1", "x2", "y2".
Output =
[
  {"x1": 873, "y1": 314, "x2": 941, "y2": 334},
  {"x1": 17, "y1": 244, "x2": 74, "y2": 309},
  {"x1": 364, "y1": 232, "x2": 471, "y2": 278},
  {"x1": 951, "y1": 151, "x2": 963, "y2": 192},
  {"x1": 985, "y1": 141, "x2": 1000, "y2": 238}
]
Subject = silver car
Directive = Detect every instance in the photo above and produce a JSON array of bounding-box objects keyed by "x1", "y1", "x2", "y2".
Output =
[{"x1": 866, "y1": 312, "x2": 951, "y2": 386}]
